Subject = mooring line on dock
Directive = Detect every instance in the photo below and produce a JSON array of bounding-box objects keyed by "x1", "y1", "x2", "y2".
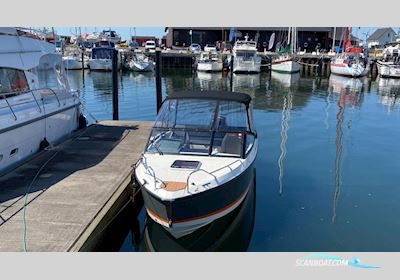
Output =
[
  {"x1": 21, "y1": 124, "x2": 100, "y2": 252},
  {"x1": 22, "y1": 148, "x2": 61, "y2": 252}
]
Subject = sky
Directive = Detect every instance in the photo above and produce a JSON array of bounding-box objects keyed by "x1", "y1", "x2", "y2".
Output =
[
  {"x1": 54, "y1": 27, "x2": 399, "y2": 42},
  {"x1": 55, "y1": 27, "x2": 166, "y2": 41}
]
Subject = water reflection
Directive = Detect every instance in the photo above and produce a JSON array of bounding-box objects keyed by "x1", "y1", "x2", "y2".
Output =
[
  {"x1": 328, "y1": 75, "x2": 365, "y2": 223},
  {"x1": 376, "y1": 77, "x2": 400, "y2": 112},
  {"x1": 270, "y1": 73, "x2": 299, "y2": 195},
  {"x1": 89, "y1": 71, "x2": 113, "y2": 95},
  {"x1": 232, "y1": 73, "x2": 260, "y2": 96},
  {"x1": 140, "y1": 179, "x2": 256, "y2": 252},
  {"x1": 196, "y1": 71, "x2": 226, "y2": 91},
  {"x1": 271, "y1": 72, "x2": 300, "y2": 88}
]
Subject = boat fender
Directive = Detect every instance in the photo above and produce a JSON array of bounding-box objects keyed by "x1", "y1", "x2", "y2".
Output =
[
  {"x1": 39, "y1": 138, "x2": 50, "y2": 151},
  {"x1": 78, "y1": 113, "x2": 88, "y2": 129}
]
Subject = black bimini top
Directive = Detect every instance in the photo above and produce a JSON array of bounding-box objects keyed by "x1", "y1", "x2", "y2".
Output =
[{"x1": 167, "y1": 91, "x2": 252, "y2": 105}]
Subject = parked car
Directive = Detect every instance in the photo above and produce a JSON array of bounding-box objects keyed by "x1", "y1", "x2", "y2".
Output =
[
  {"x1": 204, "y1": 43, "x2": 217, "y2": 52},
  {"x1": 144, "y1": 40, "x2": 156, "y2": 51},
  {"x1": 189, "y1": 43, "x2": 201, "y2": 53}
]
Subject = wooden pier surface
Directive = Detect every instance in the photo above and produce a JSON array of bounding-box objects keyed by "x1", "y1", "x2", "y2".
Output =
[{"x1": 0, "y1": 121, "x2": 152, "y2": 252}]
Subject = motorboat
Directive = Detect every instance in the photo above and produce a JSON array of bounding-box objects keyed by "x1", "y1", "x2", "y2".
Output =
[
  {"x1": 62, "y1": 45, "x2": 89, "y2": 70},
  {"x1": 128, "y1": 53, "x2": 154, "y2": 72},
  {"x1": 376, "y1": 42, "x2": 400, "y2": 78},
  {"x1": 330, "y1": 28, "x2": 367, "y2": 77},
  {"x1": 232, "y1": 35, "x2": 261, "y2": 73},
  {"x1": 197, "y1": 51, "x2": 223, "y2": 72},
  {"x1": 271, "y1": 27, "x2": 300, "y2": 74},
  {"x1": 204, "y1": 44, "x2": 217, "y2": 52},
  {"x1": 88, "y1": 45, "x2": 118, "y2": 71},
  {"x1": 100, "y1": 29, "x2": 121, "y2": 44},
  {"x1": 0, "y1": 27, "x2": 83, "y2": 175},
  {"x1": 86, "y1": 29, "x2": 121, "y2": 44},
  {"x1": 135, "y1": 91, "x2": 258, "y2": 238}
]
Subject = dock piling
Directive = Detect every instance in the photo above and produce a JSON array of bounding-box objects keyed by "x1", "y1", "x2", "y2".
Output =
[
  {"x1": 155, "y1": 49, "x2": 162, "y2": 112},
  {"x1": 112, "y1": 49, "x2": 119, "y2": 120},
  {"x1": 230, "y1": 55, "x2": 234, "y2": 92}
]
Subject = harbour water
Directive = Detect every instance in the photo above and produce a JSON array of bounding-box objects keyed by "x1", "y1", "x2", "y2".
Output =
[{"x1": 67, "y1": 69, "x2": 400, "y2": 251}]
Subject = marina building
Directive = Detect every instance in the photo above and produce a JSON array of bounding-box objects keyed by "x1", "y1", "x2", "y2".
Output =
[{"x1": 165, "y1": 27, "x2": 348, "y2": 52}]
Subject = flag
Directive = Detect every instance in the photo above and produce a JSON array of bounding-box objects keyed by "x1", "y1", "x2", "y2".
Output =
[{"x1": 229, "y1": 28, "x2": 235, "y2": 42}]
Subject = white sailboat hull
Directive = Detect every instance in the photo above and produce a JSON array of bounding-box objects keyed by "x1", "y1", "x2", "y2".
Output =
[
  {"x1": 197, "y1": 61, "x2": 223, "y2": 72},
  {"x1": 271, "y1": 59, "x2": 300, "y2": 73},
  {"x1": 63, "y1": 58, "x2": 88, "y2": 70},
  {"x1": 377, "y1": 62, "x2": 400, "y2": 78},
  {"x1": 330, "y1": 62, "x2": 367, "y2": 77}
]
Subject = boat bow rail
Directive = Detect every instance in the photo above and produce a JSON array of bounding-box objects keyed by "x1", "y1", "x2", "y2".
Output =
[{"x1": 185, "y1": 159, "x2": 244, "y2": 193}]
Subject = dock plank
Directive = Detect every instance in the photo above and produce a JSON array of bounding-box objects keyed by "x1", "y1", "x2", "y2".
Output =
[{"x1": 0, "y1": 121, "x2": 152, "y2": 252}]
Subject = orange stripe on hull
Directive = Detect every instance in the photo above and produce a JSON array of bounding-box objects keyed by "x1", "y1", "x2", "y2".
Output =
[{"x1": 146, "y1": 186, "x2": 250, "y2": 225}]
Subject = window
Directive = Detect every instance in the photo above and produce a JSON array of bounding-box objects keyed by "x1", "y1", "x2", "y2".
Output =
[
  {"x1": 33, "y1": 54, "x2": 69, "y2": 92},
  {"x1": 216, "y1": 101, "x2": 248, "y2": 131},
  {"x1": 0, "y1": 68, "x2": 29, "y2": 95}
]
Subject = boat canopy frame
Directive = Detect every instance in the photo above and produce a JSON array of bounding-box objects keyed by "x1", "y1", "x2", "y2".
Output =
[{"x1": 146, "y1": 91, "x2": 257, "y2": 159}]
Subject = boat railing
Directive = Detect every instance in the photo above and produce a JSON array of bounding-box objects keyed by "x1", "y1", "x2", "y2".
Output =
[
  {"x1": 0, "y1": 88, "x2": 78, "y2": 120},
  {"x1": 186, "y1": 159, "x2": 244, "y2": 193}
]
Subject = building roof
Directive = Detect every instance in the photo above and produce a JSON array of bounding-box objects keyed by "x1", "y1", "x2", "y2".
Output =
[{"x1": 367, "y1": 28, "x2": 396, "y2": 41}]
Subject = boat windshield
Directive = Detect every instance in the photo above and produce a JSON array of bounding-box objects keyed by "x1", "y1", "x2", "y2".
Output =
[
  {"x1": 146, "y1": 98, "x2": 253, "y2": 157},
  {"x1": 201, "y1": 52, "x2": 219, "y2": 60},
  {"x1": 236, "y1": 52, "x2": 255, "y2": 58},
  {"x1": 92, "y1": 48, "x2": 113, "y2": 59}
]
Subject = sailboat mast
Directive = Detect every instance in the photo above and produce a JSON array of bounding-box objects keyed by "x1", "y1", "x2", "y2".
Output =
[
  {"x1": 288, "y1": 27, "x2": 291, "y2": 49},
  {"x1": 332, "y1": 27, "x2": 337, "y2": 52}
]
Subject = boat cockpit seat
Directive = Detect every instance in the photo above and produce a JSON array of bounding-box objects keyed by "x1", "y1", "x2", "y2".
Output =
[{"x1": 221, "y1": 133, "x2": 242, "y2": 156}]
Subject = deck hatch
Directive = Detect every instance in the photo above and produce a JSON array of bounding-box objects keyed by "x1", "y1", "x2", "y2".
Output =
[{"x1": 170, "y1": 160, "x2": 200, "y2": 169}]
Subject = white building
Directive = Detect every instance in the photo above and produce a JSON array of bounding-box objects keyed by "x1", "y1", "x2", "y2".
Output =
[{"x1": 366, "y1": 28, "x2": 397, "y2": 48}]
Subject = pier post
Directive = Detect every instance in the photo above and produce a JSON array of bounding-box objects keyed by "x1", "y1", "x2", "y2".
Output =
[
  {"x1": 112, "y1": 49, "x2": 119, "y2": 120},
  {"x1": 155, "y1": 49, "x2": 162, "y2": 112},
  {"x1": 81, "y1": 51, "x2": 85, "y2": 86},
  {"x1": 230, "y1": 55, "x2": 234, "y2": 92},
  {"x1": 317, "y1": 58, "x2": 323, "y2": 77},
  {"x1": 81, "y1": 52, "x2": 85, "y2": 71}
]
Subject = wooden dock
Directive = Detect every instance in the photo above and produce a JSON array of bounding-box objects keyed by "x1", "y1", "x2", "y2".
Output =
[{"x1": 0, "y1": 121, "x2": 152, "y2": 252}]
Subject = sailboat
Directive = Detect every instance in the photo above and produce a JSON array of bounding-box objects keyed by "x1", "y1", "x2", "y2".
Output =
[
  {"x1": 330, "y1": 27, "x2": 368, "y2": 77},
  {"x1": 271, "y1": 27, "x2": 300, "y2": 74}
]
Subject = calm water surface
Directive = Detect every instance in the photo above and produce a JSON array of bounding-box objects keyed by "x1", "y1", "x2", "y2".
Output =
[{"x1": 67, "y1": 69, "x2": 400, "y2": 251}]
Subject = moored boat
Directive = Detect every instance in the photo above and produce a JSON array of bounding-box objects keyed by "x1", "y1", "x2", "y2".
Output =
[
  {"x1": 330, "y1": 27, "x2": 368, "y2": 78},
  {"x1": 197, "y1": 51, "x2": 223, "y2": 72},
  {"x1": 128, "y1": 53, "x2": 154, "y2": 72},
  {"x1": 376, "y1": 42, "x2": 400, "y2": 78},
  {"x1": 135, "y1": 91, "x2": 258, "y2": 238},
  {"x1": 62, "y1": 45, "x2": 89, "y2": 70},
  {"x1": 271, "y1": 27, "x2": 300, "y2": 74},
  {"x1": 0, "y1": 27, "x2": 84, "y2": 175},
  {"x1": 88, "y1": 46, "x2": 117, "y2": 71},
  {"x1": 232, "y1": 35, "x2": 261, "y2": 73}
]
